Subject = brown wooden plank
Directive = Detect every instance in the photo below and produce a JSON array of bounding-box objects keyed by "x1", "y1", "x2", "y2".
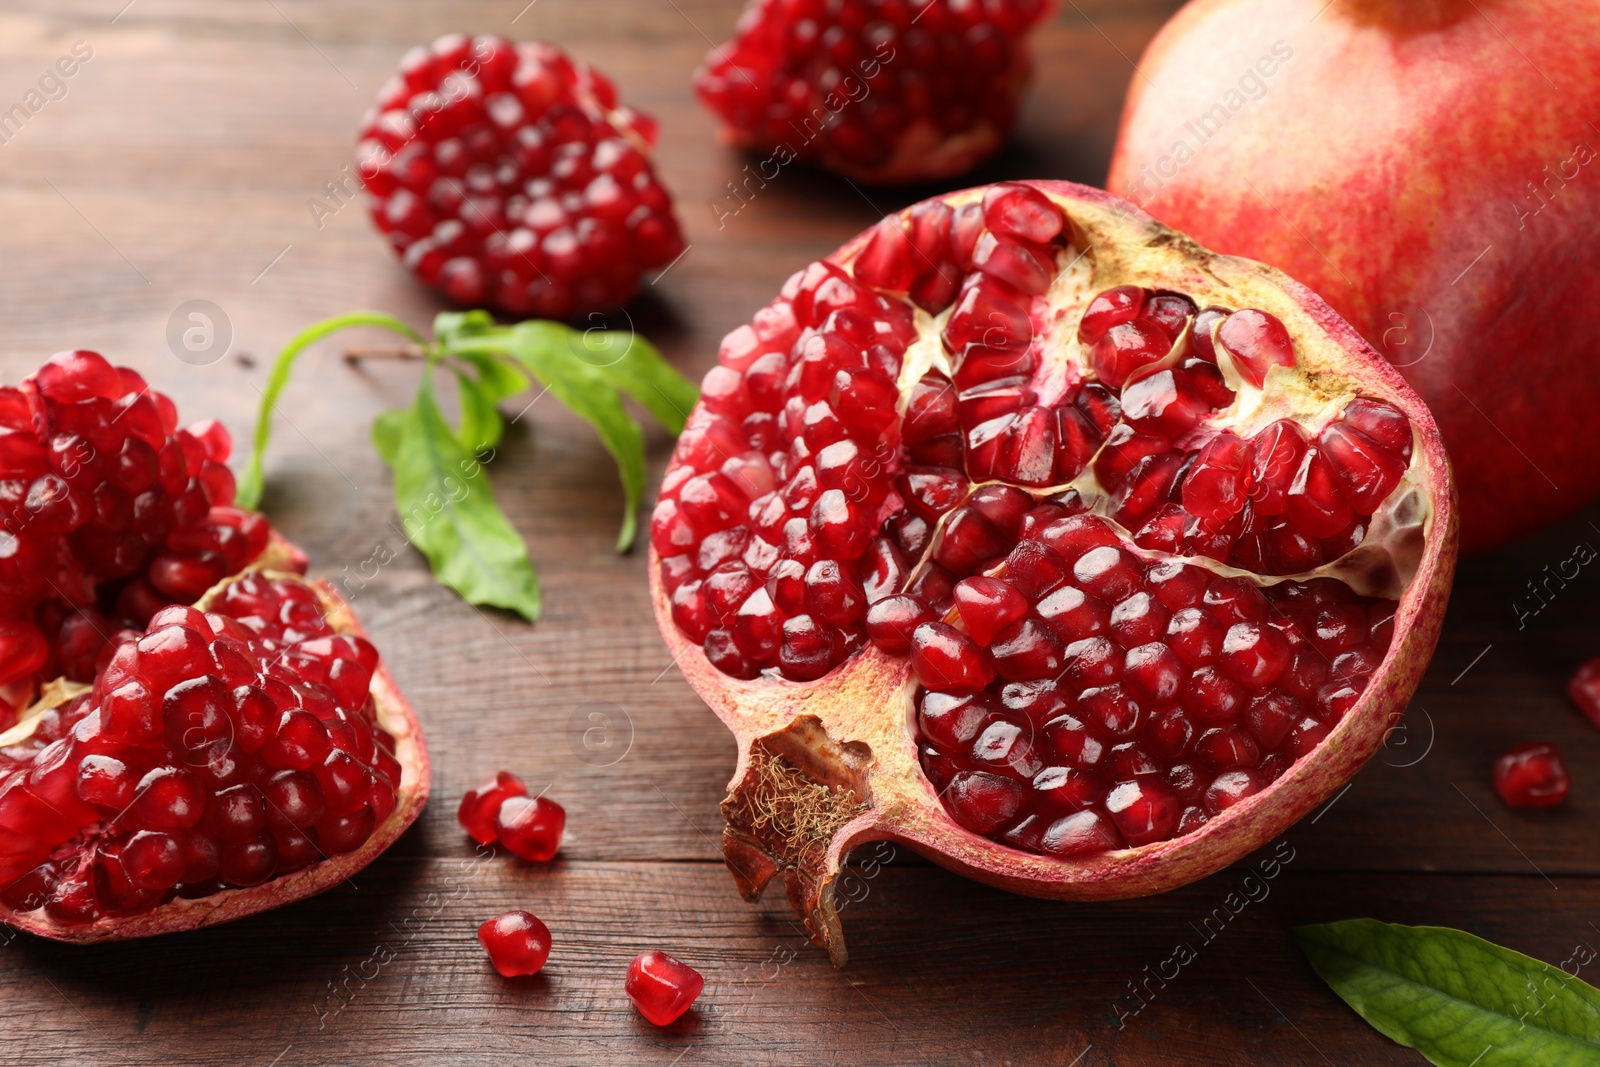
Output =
[{"x1": 1, "y1": 861, "x2": 1596, "y2": 1066}]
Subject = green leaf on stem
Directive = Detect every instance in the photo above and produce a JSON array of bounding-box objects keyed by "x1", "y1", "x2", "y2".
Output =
[
  {"x1": 1294, "y1": 919, "x2": 1600, "y2": 1066},
  {"x1": 391, "y1": 377, "x2": 540, "y2": 620},
  {"x1": 237, "y1": 311, "x2": 424, "y2": 509},
  {"x1": 371, "y1": 408, "x2": 406, "y2": 467},
  {"x1": 451, "y1": 324, "x2": 649, "y2": 552},
  {"x1": 515, "y1": 320, "x2": 697, "y2": 433},
  {"x1": 243, "y1": 307, "x2": 696, "y2": 619}
]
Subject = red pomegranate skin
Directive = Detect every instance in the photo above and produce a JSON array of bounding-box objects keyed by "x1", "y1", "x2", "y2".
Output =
[{"x1": 1106, "y1": 0, "x2": 1600, "y2": 552}]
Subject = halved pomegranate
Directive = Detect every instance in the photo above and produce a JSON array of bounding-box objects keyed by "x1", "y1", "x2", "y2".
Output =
[
  {"x1": 649, "y1": 180, "x2": 1455, "y2": 964},
  {"x1": 0, "y1": 570, "x2": 428, "y2": 942},
  {"x1": 0, "y1": 350, "x2": 289, "y2": 725}
]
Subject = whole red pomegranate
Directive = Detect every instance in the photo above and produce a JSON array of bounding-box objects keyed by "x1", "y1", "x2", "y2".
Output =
[
  {"x1": 1106, "y1": 0, "x2": 1600, "y2": 551},
  {"x1": 650, "y1": 180, "x2": 1455, "y2": 963},
  {"x1": 694, "y1": 0, "x2": 1054, "y2": 184}
]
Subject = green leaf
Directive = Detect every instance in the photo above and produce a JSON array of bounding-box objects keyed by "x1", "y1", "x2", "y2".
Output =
[
  {"x1": 371, "y1": 408, "x2": 406, "y2": 467},
  {"x1": 456, "y1": 350, "x2": 531, "y2": 405},
  {"x1": 453, "y1": 371, "x2": 504, "y2": 455},
  {"x1": 237, "y1": 311, "x2": 424, "y2": 509},
  {"x1": 433, "y1": 309, "x2": 497, "y2": 347},
  {"x1": 517, "y1": 319, "x2": 698, "y2": 433},
  {"x1": 1294, "y1": 920, "x2": 1600, "y2": 1066},
  {"x1": 391, "y1": 377, "x2": 540, "y2": 620},
  {"x1": 451, "y1": 325, "x2": 648, "y2": 553}
]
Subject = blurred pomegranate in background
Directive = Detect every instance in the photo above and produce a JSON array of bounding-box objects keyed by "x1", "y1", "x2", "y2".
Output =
[{"x1": 1108, "y1": 0, "x2": 1600, "y2": 551}]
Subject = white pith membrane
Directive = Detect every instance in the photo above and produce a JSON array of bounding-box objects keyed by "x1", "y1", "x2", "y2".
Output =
[
  {"x1": 651, "y1": 182, "x2": 1452, "y2": 962},
  {"x1": 0, "y1": 562, "x2": 428, "y2": 942}
]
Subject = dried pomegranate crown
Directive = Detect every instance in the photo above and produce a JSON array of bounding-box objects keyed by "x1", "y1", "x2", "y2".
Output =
[{"x1": 650, "y1": 180, "x2": 1455, "y2": 964}]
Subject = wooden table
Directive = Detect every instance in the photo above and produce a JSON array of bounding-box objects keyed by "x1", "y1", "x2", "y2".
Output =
[{"x1": 2, "y1": 2, "x2": 1595, "y2": 1063}]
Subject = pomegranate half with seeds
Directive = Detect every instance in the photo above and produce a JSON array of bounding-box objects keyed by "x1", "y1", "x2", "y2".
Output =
[
  {"x1": 0, "y1": 571, "x2": 428, "y2": 942},
  {"x1": 649, "y1": 180, "x2": 1455, "y2": 963},
  {"x1": 0, "y1": 350, "x2": 299, "y2": 725}
]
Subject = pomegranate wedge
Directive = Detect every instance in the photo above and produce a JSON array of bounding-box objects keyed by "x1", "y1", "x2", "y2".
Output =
[
  {"x1": 650, "y1": 180, "x2": 1455, "y2": 964},
  {"x1": 0, "y1": 570, "x2": 429, "y2": 942}
]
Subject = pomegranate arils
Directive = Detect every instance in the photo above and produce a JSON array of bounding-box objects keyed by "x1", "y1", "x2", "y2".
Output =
[
  {"x1": 1216, "y1": 308, "x2": 1296, "y2": 387},
  {"x1": 0, "y1": 576, "x2": 402, "y2": 925},
  {"x1": 625, "y1": 950, "x2": 704, "y2": 1027},
  {"x1": 695, "y1": 3, "x2": 1051, "y2": 184},
  {"x1": 480, "y1": 910, "x2": 553, "y2": 977},
  {"x1": 658, "y1": 181, "x2": 1434, "y2": 876},
  {"x1": 1492, "y1": 742, "x2": 1569, "y2": 808},
  {"x1": 360, "y1": 36, "x2": 684, "y2": 318},
  {"x1": 1568, "y1": 658, "x2": 1600, "y2": 728},
  {"x1": 0, "y1": 355, "x2": 274, "y2": 713},
  {"x1": 493, "y1": 795, "x2": 565, "y2": 862},
  {"x1": 458, "y1": 770, "x2": 528, "y2": 845}
]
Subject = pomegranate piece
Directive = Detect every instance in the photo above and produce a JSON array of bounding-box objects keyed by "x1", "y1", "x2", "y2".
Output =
[
  {"x1": 624, "y1": 950, "x2": 704, "y2": 1026},
  {"x1": 694, "y1": 1, "x2": 1054, "y2": 185},
  {"x1": 0, "y1": 572, "x2": 428, "y2": 942},
  {"x1": 1492, "y1": 742, "x2": 1569, "y2": 809},
  {"x1": 1567, "y1": 658, "x2": 1600, "y2": 728},
  {"x1": 0, "y1": 351, "x2": 283, "y2": 716},
  {"x1": 479, "y1": 910, "x2": 552, "y2": 977},
  {"x1": 493, "y1": 795, "x2": 565, "y2": 861},
  {"x1": 458, "y1": 770, "x2": 528, "y2": 845},
  {"x1": 650, "y1": 180, "x2": 1455, "y2": 965},
  {"x1": 357, "y1": 35, "x2": 684, "y2": 319}
]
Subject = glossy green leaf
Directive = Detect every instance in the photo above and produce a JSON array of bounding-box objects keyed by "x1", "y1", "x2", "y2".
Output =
[
  {"x1": 515, "y1": 319, "x2": 698, "y2": 433},
  {"x1": 453, "y1": 371, "x2": 505, "y2": 455},
  {"x1": 452, "y1": 325, "x2": 647, "y2": 552},
  {"x1": 371, "y1": 408, "x2": 406, "y2": 467},
  {"x1": 237, "y1": 311, "x2": 423, "y2": 509},
  {"x1": 391, "y1": 378, "x2": 540, "y2": 620},
  {"x1": 1295, "y1": 920, "x2": 1600, "y2": 1067}
]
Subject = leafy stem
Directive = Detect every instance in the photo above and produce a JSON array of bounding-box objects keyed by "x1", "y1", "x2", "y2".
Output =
[{"x1": 239, "y1": 309, "x2": 697, "y2": 621}]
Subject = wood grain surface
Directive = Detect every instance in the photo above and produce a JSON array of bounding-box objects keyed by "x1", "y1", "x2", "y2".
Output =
[{"x1": 1, "y1": 2, "x2": 1596, "y2": 1064}]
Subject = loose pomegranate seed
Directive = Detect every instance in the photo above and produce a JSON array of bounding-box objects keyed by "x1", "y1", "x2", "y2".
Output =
[
  {"x1": 625, "y1": 950, "x2": 704, "y2": 1026},
  {"x1": 479, "y1": 910, "x2": 552, "y2": 977},
  {"x1": 1492, "y1": 742, "x2": 1569, "y2": 808},
  {"x1": 359, "y1": 36, "x2": 684, "y2": 319},
  {"x1": 458, "y1": 770, "x2": 528, "y2": 845},
  {"x1": 658, "y1": 184, "x2": 1419, "y2": 860},
  {"x1": 493, "y1": 795, "x2": 565, "y2": 861},
  {"x1": 1568, "y1": 658, "x2": 1600, "y2": 727}
]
